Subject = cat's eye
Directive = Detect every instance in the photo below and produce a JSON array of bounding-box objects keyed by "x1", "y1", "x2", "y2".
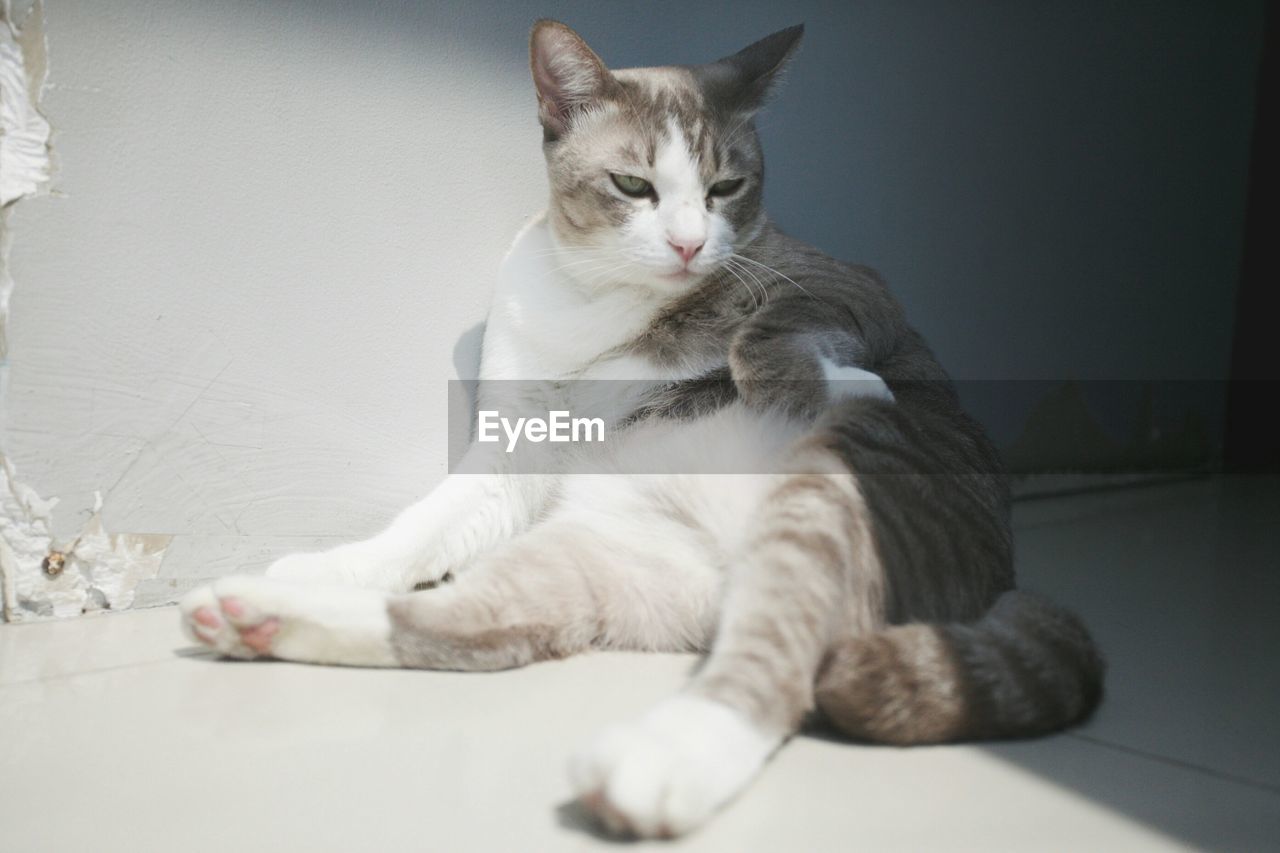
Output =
[
  {"x1": 708, "y1": 178, "x2": 744, "y2": 198},
  {"x1": 611, "y1": 174, "x2": 653, "y2": 198}
]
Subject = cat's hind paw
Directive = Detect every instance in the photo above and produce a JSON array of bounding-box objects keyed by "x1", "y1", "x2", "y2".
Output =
[
  {"x1": 569, "y1": 695, "x2": 780, "y2": 838},
  {"x1": 179, "y1": 576, "x2": 397, "y2": 667},
  {"x1": 180, "y1": 577, "x2": 293, "y2": 660}
]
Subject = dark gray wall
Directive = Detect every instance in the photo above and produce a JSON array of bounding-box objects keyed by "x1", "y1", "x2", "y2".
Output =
[{"x1": 343, "y1": 0, "x2": 1265, "y2": 455}]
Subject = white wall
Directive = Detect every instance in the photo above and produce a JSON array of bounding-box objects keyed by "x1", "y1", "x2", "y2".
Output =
[
  {"x1": 1, "y1": 0, "x2": 547, "y2": 617},
  {"x1": 0, "y1": 1, "x2": 1263, "y2": 618}
]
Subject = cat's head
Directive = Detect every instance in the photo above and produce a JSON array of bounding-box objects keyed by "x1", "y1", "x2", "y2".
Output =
[{"x1": 529, "y1": 21, "x2": 802, "y2": 294}]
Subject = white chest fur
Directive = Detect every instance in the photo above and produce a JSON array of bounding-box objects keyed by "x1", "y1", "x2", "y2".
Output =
[{"x1": 480, "y1": 217, "x2": 695, "y2": 383}]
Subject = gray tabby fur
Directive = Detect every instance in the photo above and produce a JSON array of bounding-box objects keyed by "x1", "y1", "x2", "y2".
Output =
[{"x1": 515, "y1": 19, "x2": 1105, "y2": 744}]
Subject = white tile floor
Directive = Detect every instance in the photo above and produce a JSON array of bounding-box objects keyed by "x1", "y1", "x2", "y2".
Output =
[{"x1": 3, "y1": 477, "x2": 1278, "y2": 851}]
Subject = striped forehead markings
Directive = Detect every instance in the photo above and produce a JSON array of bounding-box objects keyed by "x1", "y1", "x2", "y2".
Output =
[{"x1": 653, "y1": 117, "x2": 706, "y2": 201}]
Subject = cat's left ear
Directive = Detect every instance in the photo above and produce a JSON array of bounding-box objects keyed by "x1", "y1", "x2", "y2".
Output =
[
  {"x1": 699, "y1": 24, "x2": 804, "y2": 115},
  {"x1": 530, "y1": 20, "x2": 615, "y2": 139}
]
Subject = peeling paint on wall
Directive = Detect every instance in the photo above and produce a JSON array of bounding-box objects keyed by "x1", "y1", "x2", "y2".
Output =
[
  {"x1": 0, "y1": 1, "x2": 50, "y2": 206},
  {"x1": 0, "y1": 3, "x2": 172, "y2": 621},
  {"x1": 1, "y1": 0, "x2": 50, "y2": 379},
  {"x1": 1, "y1": 456, "x2": 171, "y2": 620}
]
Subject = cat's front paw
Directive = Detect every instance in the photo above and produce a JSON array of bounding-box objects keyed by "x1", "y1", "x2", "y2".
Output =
[{"x1": 569, "y1": 695, "x2": 780, "y2": 838}]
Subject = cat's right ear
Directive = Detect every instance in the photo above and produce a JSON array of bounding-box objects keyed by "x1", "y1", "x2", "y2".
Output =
[
  {"x1": 530, "y1": 20, "x2": 613, "y2": 139},
  {"x1": 700, "y1": 24, "x2": 805, "y2": 116}
]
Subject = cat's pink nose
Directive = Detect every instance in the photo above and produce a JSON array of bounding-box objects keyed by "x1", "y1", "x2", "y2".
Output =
[{"x1": 668, "y1": 239, "x2": 704, "y2": 265}]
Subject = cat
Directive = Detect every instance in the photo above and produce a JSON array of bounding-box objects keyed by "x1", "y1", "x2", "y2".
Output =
[{"x1": 179, "y1": 20, "x2": 1104, "y2": 839}]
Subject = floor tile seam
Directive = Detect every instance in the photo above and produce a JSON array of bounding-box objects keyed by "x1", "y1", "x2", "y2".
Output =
[
  {"x1": 1065, "y1": 732, "x2": 1280, "y2": 797},
  {"x1": 0, "y1": 654, "x2": 192, "y2": 690}
]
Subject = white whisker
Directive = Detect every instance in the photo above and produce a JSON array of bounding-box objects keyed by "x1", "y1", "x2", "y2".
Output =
[
  {"x1": 725, "y1": 258, "x2": 770, "y2": 307},
  {"x1": 721, "y1": 260, "x2": 762, "y2": 310},
  {"x1": 580, "y1": 260, "x2": 637, "y2": 290},
  {"x1": 732, "y1": 253, "x2": 825, "y2": 304},
  {"x1": 540, "y1": 255, "x2": 625, "y2": 280}
]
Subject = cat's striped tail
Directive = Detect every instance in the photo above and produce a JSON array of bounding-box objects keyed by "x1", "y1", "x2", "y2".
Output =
[{"x1": 814, "y1": 590, "x2": 1105, "y2": 744}]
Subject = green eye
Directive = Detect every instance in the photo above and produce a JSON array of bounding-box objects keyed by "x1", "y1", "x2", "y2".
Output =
[
  {"x1": 611, "y1": 174, "x2": 653, "y2": 197},
  {"x1": 708, "y1": 178, "x2": 744, "y2": 198}
]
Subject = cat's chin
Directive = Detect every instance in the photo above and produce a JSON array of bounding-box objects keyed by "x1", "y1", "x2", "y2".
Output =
[{"x1": 629, "y1": 267, "x2": 710, "y2": 295}]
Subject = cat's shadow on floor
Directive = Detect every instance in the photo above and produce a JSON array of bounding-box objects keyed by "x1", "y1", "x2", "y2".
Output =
[{"x1": 555, "y1": 799, "x2": 631, "y2": 843}]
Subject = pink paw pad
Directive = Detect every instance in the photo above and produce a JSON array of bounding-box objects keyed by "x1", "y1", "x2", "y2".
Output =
[
  {"x1": 219, "y1": 596, "x2": 246, "y2": 619},
  {"x1": 238, "y1": 618, "x2": 280, "y2": 654},
  {"x1": 192, "y1": 606, "x2": 221, "y2": 630}
]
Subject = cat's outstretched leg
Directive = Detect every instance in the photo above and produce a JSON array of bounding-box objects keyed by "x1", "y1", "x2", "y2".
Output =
[
  {"x1": 182, "y1": 516, "x2": 720, "y2": 669},
  {"x1": 570, "y1": 457, "x2": 883, "y2": 838},
  {"x1": 263, "y1": 458, "x2": 549, "y2": 592}
]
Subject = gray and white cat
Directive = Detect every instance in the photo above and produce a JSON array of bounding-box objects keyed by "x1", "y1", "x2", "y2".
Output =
[{"x1": 180, "y1": 21, "x2": 1104, "y2": 838}]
